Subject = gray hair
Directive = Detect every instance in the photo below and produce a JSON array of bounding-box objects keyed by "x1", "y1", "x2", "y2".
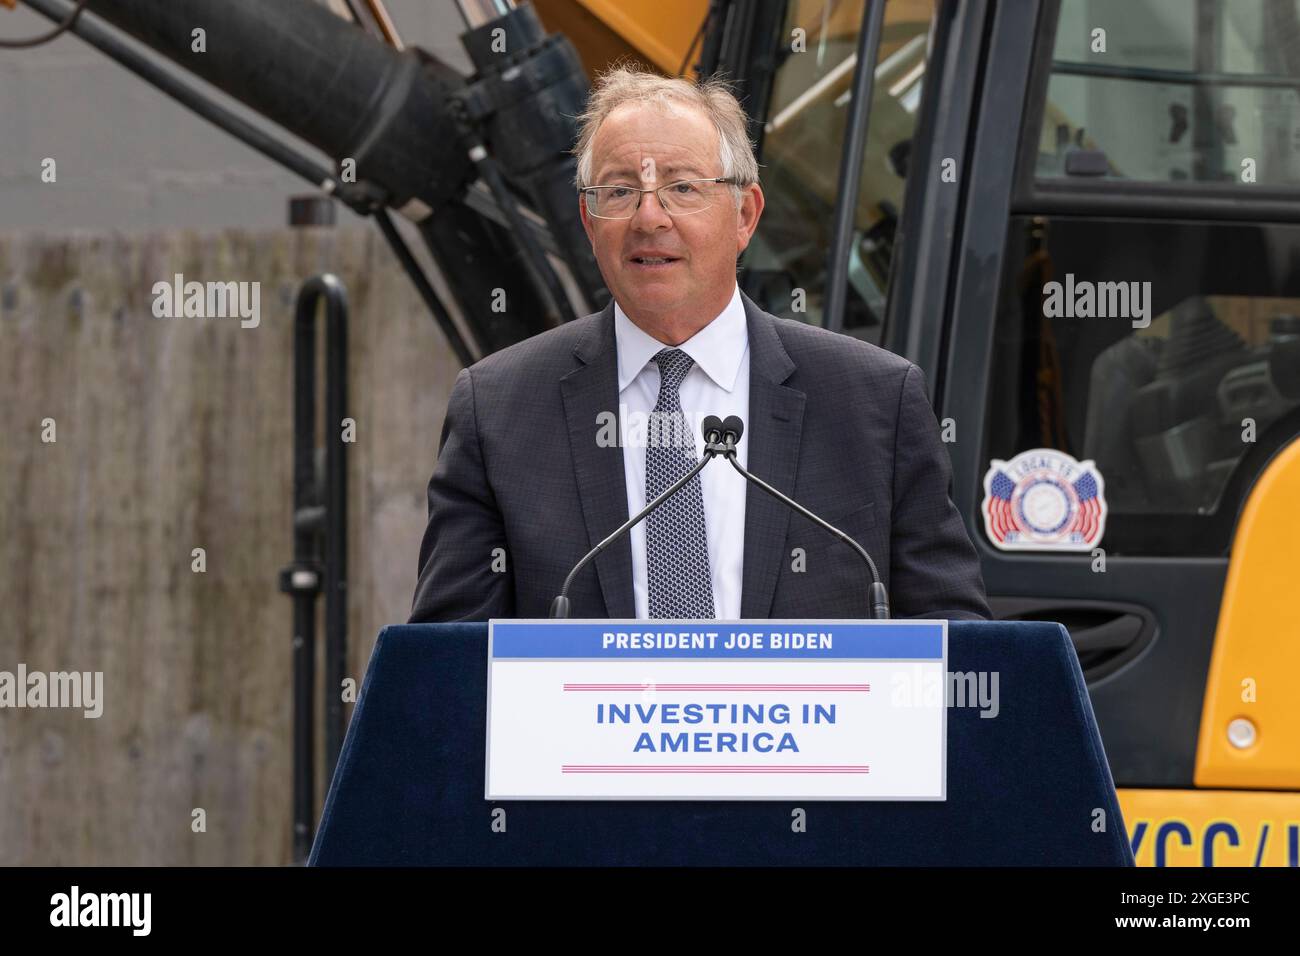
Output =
[{"x1": 571, "y1": 65, "x2": 760, "y2": 200}]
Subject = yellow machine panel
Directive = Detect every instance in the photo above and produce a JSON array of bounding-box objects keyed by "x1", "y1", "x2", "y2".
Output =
[
  {"x1": 1195, "y1": 439, "x2": 1300, "y2": 789},
  {"x1": 1119, "y1": 789, "x2": 1300, "y2": 866},
  {"x1": 533, "y1": 0, "x2": 709, "y2": 77}
]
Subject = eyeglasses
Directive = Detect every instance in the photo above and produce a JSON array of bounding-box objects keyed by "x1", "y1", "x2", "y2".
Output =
[{"x1": 580, "y1": 177, "x2": 742, "y2": 219}]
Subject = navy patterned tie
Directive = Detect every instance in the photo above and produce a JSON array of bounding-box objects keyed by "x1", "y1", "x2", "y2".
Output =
[{"x1": 645, "y1": 348, "x2": 715, "y2": 619}]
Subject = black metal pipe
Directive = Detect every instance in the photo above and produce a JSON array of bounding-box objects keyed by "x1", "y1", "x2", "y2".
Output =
[
  {"x1": 824, "y1": 0, "x2": 886, "y2": 333},
  {"x1": 24, "y1": 0, "x2": 583, "y2": 352},
  {"x1": 461, "y1": 182, "x2": 562, "y2": 256},
  {"x1": 19, "y1": 0, "x2": 354, "y2": 203},
  {"x1": 416, "y1": 202, "x2": 557, "y2": 355},
  {"x1": 280, "y1": 274, "x2": 350, "y2": 862},
  {"x1": 71, "y1": 0, "x2": 474, "y2": 214},
  {"x1": 288, "y1": 586, "x2": 316, "y2": 864},
  {"x1": 472, "y1": 148, "x2": 573, "y2": 326},
  {"x1": 457, "y1": 3, "x2": 606, "y2": 312},
  {"x1": 21, "y1": 0, "x2": 483, "y2": 361},
  {"x1": 319, "y1": 277, "x2": 349, "y2": 789},
  {"x1": 695, "y1": 0, "x2": 729, "y2": 78},
  {"x1": 293, "y1": 276, "x2": 350, "y2": 790},
  {"x1": 283, "y1": 281, "x2": 323, "y2": 864},
  {"x1": 374, "y1": 210, "x2": 480, "y2": 365}
]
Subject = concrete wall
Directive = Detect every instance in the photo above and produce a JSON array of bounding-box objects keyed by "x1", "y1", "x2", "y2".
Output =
[{"x1": 0, "y1": 225, "x2": 461, "y2": 863}]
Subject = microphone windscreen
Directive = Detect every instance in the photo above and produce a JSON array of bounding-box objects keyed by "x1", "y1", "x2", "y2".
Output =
[{"x1": 722, "y1": 415, "x2": 745, "y2": 442}]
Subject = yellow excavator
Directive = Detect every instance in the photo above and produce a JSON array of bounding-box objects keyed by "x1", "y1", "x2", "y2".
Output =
[{"x1": 565, "y1": 0, "x2": 1300, "y2": 869}]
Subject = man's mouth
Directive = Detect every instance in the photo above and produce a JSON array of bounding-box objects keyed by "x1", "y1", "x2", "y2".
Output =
[{"x1": 629, "y1": 255, "x2": 682, "y2": 269}]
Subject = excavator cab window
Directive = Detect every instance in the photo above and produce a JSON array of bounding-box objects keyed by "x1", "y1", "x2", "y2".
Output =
[
  {"x1": 1037, "y1": 0, "x2": 1300, "y2": 186},
  {"x1": 985, "y1": 0, "x2": 1300, "y2": 558},
  {"x1": 738, "y1": 0, "x2": 938, "y2": 342},
  {"x1": 985, "y1": 219, "x2": 1300, "y2": 557}
]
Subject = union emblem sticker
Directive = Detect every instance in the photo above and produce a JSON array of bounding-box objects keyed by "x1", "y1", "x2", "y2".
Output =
[{"x1": 981, "y1": 449, "x2": 1107, "y2": 551}]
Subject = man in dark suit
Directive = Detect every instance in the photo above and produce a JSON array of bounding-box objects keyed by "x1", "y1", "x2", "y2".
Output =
[{"x1": 410, "y1": 67, "x2": 989, "y2": 623}]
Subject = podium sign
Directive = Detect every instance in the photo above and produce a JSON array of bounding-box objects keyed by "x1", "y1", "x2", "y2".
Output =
[{"x1": 486, "y1": 619, "x2": 947, "y2": 801}]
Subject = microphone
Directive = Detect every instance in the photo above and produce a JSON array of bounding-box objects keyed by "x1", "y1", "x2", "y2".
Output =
[
  {"x1": 549, "y1": 416, "x2": 731, "y2": 618},
  {"x1": 715, "y1": 415, "x2": 892, "y2": 619}
]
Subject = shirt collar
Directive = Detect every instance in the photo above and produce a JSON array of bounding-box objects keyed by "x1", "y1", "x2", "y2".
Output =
[{"x1": 614, "y1": 283, "x2": 748, "y2": 393}]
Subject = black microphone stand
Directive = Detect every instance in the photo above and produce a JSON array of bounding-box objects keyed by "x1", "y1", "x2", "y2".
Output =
[
  {"x1": 714, "y1": 416, "x2": 891, "y2": 619},
  {"x1": 548, "y1": 419, "x2": 730, "y2": 618}
]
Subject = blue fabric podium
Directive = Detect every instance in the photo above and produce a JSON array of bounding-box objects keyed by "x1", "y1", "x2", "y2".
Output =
[{"x1": 309, "y1": 621, "x2": 1133, "y2": 866}]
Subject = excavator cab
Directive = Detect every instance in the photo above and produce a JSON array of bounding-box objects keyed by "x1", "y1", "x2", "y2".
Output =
[{"x1": 691, "y1": 0, "x2": 1300, "y2": 866}]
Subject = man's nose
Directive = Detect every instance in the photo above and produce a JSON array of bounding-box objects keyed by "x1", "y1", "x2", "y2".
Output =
[{"x1": 630, "y1": 188, "x2": 673, "y2": 230}]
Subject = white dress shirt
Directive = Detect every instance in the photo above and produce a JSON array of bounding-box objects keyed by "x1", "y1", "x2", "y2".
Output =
[{"x1": 614, "y1": 283, "x2": 750, "y2": 619}]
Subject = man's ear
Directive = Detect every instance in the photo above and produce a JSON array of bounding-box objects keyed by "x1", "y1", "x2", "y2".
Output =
[{"x1": 736, "y1": 183, "x2": 765, "y2": 254}]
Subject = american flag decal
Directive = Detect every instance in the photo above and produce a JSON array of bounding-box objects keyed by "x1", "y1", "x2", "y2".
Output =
[
  {"x1": 984, "y1": 470, "x2": 1016, "y2": 544},
  {"x1": 1071, "y1": 472, "x2": 1103, "y2": 542},
  {"x1": 981, "y1": 449, "x2": 1107, "y2": 552}
]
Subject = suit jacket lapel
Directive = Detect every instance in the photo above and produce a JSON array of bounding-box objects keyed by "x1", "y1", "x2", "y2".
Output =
[
  {"x1": 739, "y1": 292, "x2": 806, "y2": 618},
  {"x1": 559, "y1": 302, "x2": 636, "y2": 618}
]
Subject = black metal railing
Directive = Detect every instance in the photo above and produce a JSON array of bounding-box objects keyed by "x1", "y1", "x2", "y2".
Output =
[{"x1": 278, "y1": 273, "x2": 349, "y2": 864}]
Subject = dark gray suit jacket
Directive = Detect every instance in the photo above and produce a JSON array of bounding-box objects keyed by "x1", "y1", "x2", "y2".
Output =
[{"x1": 410, "y1": 290, "x2": 990, "y2": 622}]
